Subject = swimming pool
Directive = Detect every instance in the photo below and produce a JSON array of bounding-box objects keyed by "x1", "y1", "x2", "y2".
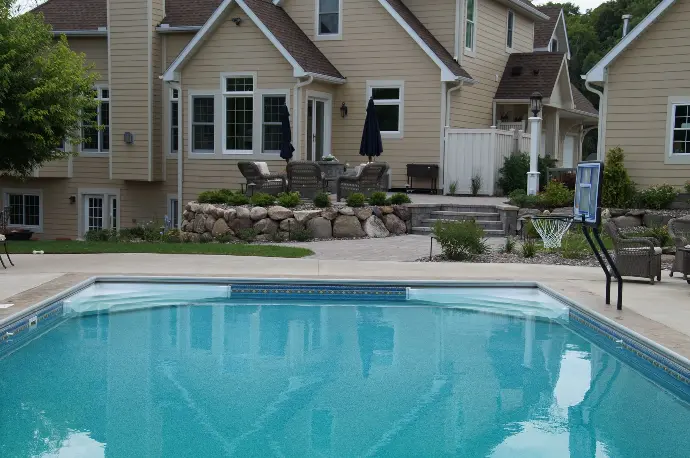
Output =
[{"x1": 1, "y1": 278, "x2": 690, "y2": 457}]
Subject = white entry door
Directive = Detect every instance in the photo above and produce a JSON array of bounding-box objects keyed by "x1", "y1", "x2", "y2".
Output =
[
  {"x1": 563, "y1": 135, "x2": 576, "y2": 168},
  {"x1": 307, "y1": 98, "x2": 326, "y2": 161},
  {"x1": 83, "y1": 194, "x2": 118, "y2": 234}
]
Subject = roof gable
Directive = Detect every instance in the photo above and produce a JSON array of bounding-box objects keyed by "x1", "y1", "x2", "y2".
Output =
[
  {"x1": 495, "y1": 52, "x2": 566, "y2": 101},
  {"x1": 534, "y1": 6, "x2": 560, "y2": 48}
]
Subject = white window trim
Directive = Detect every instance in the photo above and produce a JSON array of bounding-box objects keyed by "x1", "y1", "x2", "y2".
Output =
[
  {"x1": 2, "y1": 188, "x2": 44, "y2": 233},
  {"x1": 366, "y1": 80, "x2": 404, "y2": 140},
  {"x1": 188, "y1": 90, "x2": 218, "y2": 157},
  {"x1": 167, "y1": 84, "x2": 181, "y2": 157},
  {"x1": 506, "y1": 10, "x2": 514, "y2": 53},
  {"x1": 80, "y1": 85, "x2": 110, "y2": 156},
  {"x1": 464, "y1": 0, "x2": 477, "y2": 57},
  {"x1": 77, "y1": 188, "x2": 120, "y2": 238},
  {"x1": 221, "y1": 72, "x2": 257, "y2": 156},
  {"x1": 665, "y1": 96, "x2": 690, "y2": 165},
  {"x1": 167, "y1": 194, "x2": 179, "y2": 229},
  {"x1": 314, "y1": 0, "x2": 343, "y2": 41},
  {"x1": 550, "y1": 38, "x2": 558, "y2": 52},
  {"x1": 305, "y1": 90, "x2": 334, "y2": 159},
  {"x1": 259, "y1": 89, "x2": 291, "y2": 155}
]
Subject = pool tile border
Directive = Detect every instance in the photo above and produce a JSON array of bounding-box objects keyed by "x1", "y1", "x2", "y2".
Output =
[
  {"x1": 0, "y1": 300, "x2": 64, "y2": 356},
  {"x1": 229, "y1": 283, "x2": 407, "y2": 300}
]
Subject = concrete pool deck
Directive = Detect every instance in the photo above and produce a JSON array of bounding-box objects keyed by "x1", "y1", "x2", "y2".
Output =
[{"x1": 2, "y1": 253, "x2": 690, "y2": 358}]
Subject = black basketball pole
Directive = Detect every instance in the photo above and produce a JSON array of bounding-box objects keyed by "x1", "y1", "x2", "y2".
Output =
[
  {"x1": 593, "y1": 226, "x2": 623, "y2": 310},
  {"x1": 582, "y1": 219, "x2": 611, "y2": 304}
]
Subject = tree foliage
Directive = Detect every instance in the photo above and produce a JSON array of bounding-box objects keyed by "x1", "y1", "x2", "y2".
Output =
[{"x1": 0, "y1": 0, "x2": 99, "y2": 176}]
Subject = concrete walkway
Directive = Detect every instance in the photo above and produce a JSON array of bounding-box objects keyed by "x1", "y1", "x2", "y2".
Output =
[{"x1": 2, "y1": 253, "x2": 690, "y2": 359}]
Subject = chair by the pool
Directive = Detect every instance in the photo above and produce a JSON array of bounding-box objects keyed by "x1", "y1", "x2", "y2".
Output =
[
  {"x1": 604, "y1": 221, "x2": 662, "y2": 284},
  {"x1": 0, "y1": 207, "x2": 14, "y2": 269},
  {"x1": 286, "y1": 161, "x2": 325, "y2": 200},
  {"x1": 237, "y1": 161, "x2": 287, "y2": 196},
  {"x1": 336, "y1": 162, "x2": 389, "y2": 201},
  {"x1": 669, "y1": 217, "x2": 690, "y2": 279}
]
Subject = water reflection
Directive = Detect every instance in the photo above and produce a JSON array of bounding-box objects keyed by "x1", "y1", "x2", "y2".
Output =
[{"x1": 0, "y1": 303, "x2": 689, "y2": 457}]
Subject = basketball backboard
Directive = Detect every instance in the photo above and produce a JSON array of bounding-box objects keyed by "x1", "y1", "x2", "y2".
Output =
[{"x1": 573, "y1": 161, "x2": 604, "y2": 226}]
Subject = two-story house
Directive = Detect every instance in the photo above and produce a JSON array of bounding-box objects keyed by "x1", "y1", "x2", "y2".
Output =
[{"x1": 0, "y1": 0, "x2": 596, "y2": 239}]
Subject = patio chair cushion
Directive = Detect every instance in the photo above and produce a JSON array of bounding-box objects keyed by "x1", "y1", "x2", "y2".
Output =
[
  {"x1": 254, "y1": 162, "x2": 270, "y2": 176},
  {"x1": 686, "y1": 245, "x2": 690, "y2": 249},
  {"x1": 620, "y1": 247, "x2": 663, "y2": 255}
]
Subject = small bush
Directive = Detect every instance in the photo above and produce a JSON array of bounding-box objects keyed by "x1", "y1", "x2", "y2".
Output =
[
  {"x1": 313, "y1": 192, "x2": 331, "y2": 208},
  {"x1": 250, "y1": 193, "x2": 276, "y2": 207},
  {"x1": 237, "y1": 228, "x2": 258, "y2": 242},
  {"x1": 277, "y1": 191, "x2": 301, "y2": 208},
  {"x1": 602, "y1": 147, "x2": 636, "y2": 208},
  {"x1": 198, "y1": 189, "x2": 233, "y2": 204},
  {"x1": 508, "y1": 189, "x2": 540, "y2": 209},
  {"x1": 504, "y1": 236, "x2": 516, "y2": 254},
  {"x1": 289, "y1": 227, "x2": 313, "y2": 242},
  {"x1": 560, "y1": 232, "x2": 590, "y2": 259},
  {"x1": 470, "y1": 174, "x2": 482, "y2": 196},
  {"x1": 523, "y1": 219, "x2": 540, "y2": 239},
  {"x1": 227, "y1": 192, "x2": 249, "y2": 206},
  {"x1": 433, "y1": 220, "x2": 489, "y2": 261},
  {"x1": 685, "y1": 181, "x2": 690, "y2": 194},
  {"x1": 390, "y1": 192, "x2": 411, "y2": 205},
  {"x1": 497, "y1": 153, "x2": 556, "y2": 195},
  {"x1": 216, "y1": 233, "x2": 237, "y2": 243},
  {"x1": 368, "y1": 191, "x2": 388, "y2": 206},
  {"x1": 448, "y1": 181, "x2": 458, "y2": 195},
  {"x1": 541, "y1": 181, "x2": 575, "y2": 208},
  {"x1": 162, "y1": 229, "x2": 181, "y2": 243},
  {"x1": 638, "y1": 184, "x2": 678, "y2": 210},
  {"x1": 521, "y1": 239, "x2": 537, "y2": 258},
  {"x1": 84, "y1": 228, "x2": 117, "y2": 242},
  {"x1": 630, "y1": 225, "x2": 671, "y2": 247},
  {"x1": 347, "y1": 193, "x2": 366, "y2": 207}
]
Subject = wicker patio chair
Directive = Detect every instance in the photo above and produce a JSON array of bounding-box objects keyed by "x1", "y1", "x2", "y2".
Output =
[
  {"x1": 668, "y1": 217, "x2": 690, "y2": 279},
  {"x1": 0, "y1": 206, "x2": 14, "y2": 269},
  {"x1": 604, "y1": 221, "x2": 662, "y2": 284},
  {"x1": 286, "y1": 161, "x2": 325, "y2": 200},
  {"x1": 336, "y1": 162, "x2": 389, "y2": 201},
  {"x1": 237, "y1": 161, "x2": 287, "y2": 196}
]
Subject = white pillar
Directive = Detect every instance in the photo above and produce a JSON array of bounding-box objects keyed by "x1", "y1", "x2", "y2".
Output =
[{"x1": 527, "y1": 115, "x2": 542, "y2": 195}]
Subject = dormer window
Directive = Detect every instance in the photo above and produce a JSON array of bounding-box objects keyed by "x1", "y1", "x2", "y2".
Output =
[
  {"x1": 317, "y1": 0, "x2": 342, "y2": 39},
  {"x1": 550, "y1": 38, "x2": 558, "y2": 52}
]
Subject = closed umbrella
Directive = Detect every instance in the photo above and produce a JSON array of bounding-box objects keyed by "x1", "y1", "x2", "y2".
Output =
[
  {"x1": 359, "y1": 97, "x2": 383, "y2": 163},
  {"x1": 279, "y1": 104, "x2": 295, "y2": 163}
]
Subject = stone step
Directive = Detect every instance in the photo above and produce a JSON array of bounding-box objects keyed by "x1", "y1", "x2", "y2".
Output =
[
  {"x1": 410, "y1": 226, "x2": 505, "y2": 237},
  {"x1": 422, "y1": 219, "x2": 503, "y2": 229},
  {"x1": 439, "y1": 205, "x2": 500, "y2": 213},
  {"x1": 430, "y1": 211, "x2": 500, "y2": 221}
]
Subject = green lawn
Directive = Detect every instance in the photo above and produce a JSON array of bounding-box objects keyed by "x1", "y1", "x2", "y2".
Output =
[{"x1": 8, "y1": 241, "x2": 313, "y2": 258}]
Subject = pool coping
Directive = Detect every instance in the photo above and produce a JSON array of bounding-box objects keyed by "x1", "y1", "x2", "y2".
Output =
[{"x1": 3, "y1": 275, "x2": 690, "y2": 387}]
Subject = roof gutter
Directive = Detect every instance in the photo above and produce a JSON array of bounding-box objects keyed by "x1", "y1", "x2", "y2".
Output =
[
  {"x1": 504, "y1": 0, "x2": 550, "y2": 21},
  {"x1": 52, "y1": 30, "x2": 107, "y2": 37},
  {"x1": 307, "y1": 73, "x2": 347, "y2": 84},
  {"x1": 156, "y1": 25, "x2": 203, "y2": 33}
]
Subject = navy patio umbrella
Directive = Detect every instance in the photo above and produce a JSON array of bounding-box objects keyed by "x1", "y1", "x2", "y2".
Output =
[
  {"x1": 359, "y1": 97, "x2": 383, "y2": 163},
  {"x1": 279, "y1": 104, "x2": 295, "y2": 163}
]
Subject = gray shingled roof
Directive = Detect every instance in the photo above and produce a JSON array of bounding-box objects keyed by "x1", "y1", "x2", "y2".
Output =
[
  {"x1": 33, "y1": 0, "x2": 106, "y2": 30},
  {"x1": 571, "y1": 84, "x2": 598, "y2": 116},
  {"x1": 163, "y1": 0, "x2": 222, "y2": 26},
  {"x1": 495, "y1": 52, "x2": 565, "y2": 100},
  {"x1": 534, "y1": 6, "x2": 560, "y2": 48}
]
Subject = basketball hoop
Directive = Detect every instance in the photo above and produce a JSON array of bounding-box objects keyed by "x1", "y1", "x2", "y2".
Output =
[{"x1": 528, "y1": 216, "x2": 573, "y2": 249}]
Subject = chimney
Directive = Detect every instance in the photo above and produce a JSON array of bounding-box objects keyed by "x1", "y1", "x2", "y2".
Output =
[{"x1": 622, "y1": 14, "x2": 632, "y2": 37}]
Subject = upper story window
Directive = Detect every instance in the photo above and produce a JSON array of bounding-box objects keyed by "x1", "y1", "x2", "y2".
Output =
[
  {"x1": 506, "y1": 10, "x2": 514, "y2": 50},
  {"x1": 465, "y1": 0, "x2": 476, "y2": 54},
  {"x1": 367, "y1": 81, "x2": 404, "y2": 139},
  {"x1": 192, "y1": 95, "x2": 215, "y2": 153},
  {"x1": 223, "y1": 75, "x2": 255, "y2": 154},
  {"x1": 317, "y1": 0, "x2": 342, "y2": 39},
  {"x1": 170, "y1": 88, "x2": 179, "y2": 155},
  {"x1": 82, "y1": 87, "x2": 110, "y2": 153},
  {"x1": 550, "y1": 38, "x2": 558, "y2": 52}
]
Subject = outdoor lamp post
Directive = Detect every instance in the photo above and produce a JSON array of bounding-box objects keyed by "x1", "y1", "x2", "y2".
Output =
[{"x1": 527, "y1": 91, "x2": 543, "y2": 196}]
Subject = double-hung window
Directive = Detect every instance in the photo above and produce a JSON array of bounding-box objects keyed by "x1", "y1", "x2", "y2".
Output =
[
  {"x1": 262, "y1": 94, "x2": 287, "y2": 154},
  {"x1": 4, "y1": 190, "x2": 42, "y2": 230},
  {"x1": 317, "y1": 0, "x2": 341, "y2": 37},
  {"x1": 192, "y1": 95, "x2": 215, "y2": 153},
  {"x1": 170, "y1": 88, "x2": 179, "y2": 155},
  {"x1": 465, "y1": 0, "x2": 476, "y2": 53},
  {"x1": 506, "y1": 10, "x2": 514, "y2": 50},
  {"x1": 82, "y1": 87, "x2": 110, "y2": 153},
  {"x1": 367, "y1": 81, "x2": 404, "y2": 139},
  {"x1": 223, "y1": 75, "x2": 254, "y2": 154},
  {"x1": 670, "y1": 103, "x2": 690, "y2": 155}
]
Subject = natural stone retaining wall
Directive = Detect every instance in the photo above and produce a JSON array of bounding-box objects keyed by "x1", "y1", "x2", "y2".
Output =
[{"x1": 180, "y1": 202, "x2": 412, "y2": 242}]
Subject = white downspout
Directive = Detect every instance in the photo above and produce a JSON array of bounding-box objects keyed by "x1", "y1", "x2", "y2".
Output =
[
  {"x1": 584, "y1": 78, "x2": 605, "y2": 161},
  {"x1": 446, "y1": 82, "x2": 463, "y2": 126},
  {"x1": 293, "y1": 75, "x2": 313, "y2": 160},
  {"x1": 440, "y1": 81, "x2": 463, "y2": 194}
]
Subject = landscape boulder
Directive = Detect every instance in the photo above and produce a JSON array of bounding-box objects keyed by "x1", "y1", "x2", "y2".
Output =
[
  {"x1": 250, "y1": 206, "x2": 268, "y2": 221},
  {"x1": 212, "y1": 218, "x2": 230, "y2": 237},
  {"x1": 254, "y1": 218, "x2": 279, "y2": 235},
  {"x1": 268, "y1": 206, "x2": 293, "y2": 221},
  {"x1": 204, "y1": 215, "x2": 217, "y2": 232},
  {"x1": 382, "y1": 214, "x2": 406, "y2": 235},
  {"x1": 321, "y1": 207, "x2": 338, "y2": 220},
  {"x1": 193, "y1": 214, "x2": 206, "y2": 234},
  {"x1": 333, "y1": 215, "x2": 366, "y2": 238},
  {"x1": 339, "y1": 206, "x2": 355, "y2": 216},
  {"x1": 307, "y1": 217, "x2": 333, "y2": 239},
  {"x1": 393, "y1": 205, "x2": 411, "y2": 221},
  {"x1": 354, "y1": 207, "x2": 373, "y2": 221},
  {"x1": 363, "y1": 216, "x2": 389, "y2": 238},
  {"x1": 293, "y1": 210, "x2": 321, "y2": 224}
]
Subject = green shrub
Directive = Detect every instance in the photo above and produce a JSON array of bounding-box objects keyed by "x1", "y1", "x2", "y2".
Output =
[
  {"x1": 497, "y1": 153, "x2": 556, "y2": 195},
  {"x1": 560, "y1": 232, "x2": 590, "y2": 259},
  {"x1": 685, "y1": 181, "x2": 690, "y2": 194},
  {"x1": 521, "y1": 239, "x2": 537, "y2": 258},
  {"x1": 632, "y1": 225, "x2": 672, "y2": 247},
  {"x1": 216, "y1": 233, "x2": 237, "y2": 243},
  {"x1": 508, "y1": 189, "x2": 540, "y2": 209},
  {"x1": 390, "y1": 192, "x2": 411, "y2": 205},
  {"x1": 227, "y1": 192, "x2": 249, "y2": 206},
  {"x1": 347, "y1": 193, "x2": 366, "y2": 207},
  {"x1": 84, "y1": 228, "x2": 117, "y2": 242},
  {"x1": 448, "y1": 181, "x2": 458, "y2": 195},
  {"x1": 504, "y1": 236, "x2": 516, "y2": 254},
  {"x1": 313, "y1": 192, "x2": 331, "y2": 208},
  {"x1": 523, "y1": 219, "x2": 540, "y2": 239},
  {"x1": 432, "y1": 220, "x2": 488, "y2": 261},
  {"x1": 198, "y1": 189, "x2": 233, "y2": 204},
  {"x1": 250, "y1": 193, "x2": 276, "y2": 207},
  {"x1": 602, "y1": 147, "x2": 636, "y2": 208},
  {"x1": 470, "y1": 174, "x2": 482, "y2": 196},
  {"x1": 162, "y1": 229, "x2": 181, "y2": 243},
  {"x1": 541, "y1": 181, "x2": 575, "y2": 208},
  {"x1": 368, "y1": 191, "x2": 388, "y2": 206},
  {"x1": 277, "y1": 191, "x2": 301, "y2": 208},
  {"x1": 237, "y1": 228, "x2": 258, "y2": 242},
  {"x1": 639, "y1": 184, "x2": 678, "y2": 210},
  {"x1": 289, "y1": 227, "x2": 313, "y2": 242}
]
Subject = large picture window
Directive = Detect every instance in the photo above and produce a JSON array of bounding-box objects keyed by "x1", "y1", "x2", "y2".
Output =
[
  {"x1": 671, "y1": 104, "x2": 690, "y2": 155},
  {"x1": 4, "y1": 191, "x2": 41, "y2": 229},
  {"x1": 192, "y1": 96, "x2": 215, "y2": 152},
  {"x1": 170, "y1": 88, "x2": 179, "y2": 154},
  {"x1": 262, "y1": 95, "x2": 286, "y2": 153},
  {"x1": 82, "y1": 87, "x2": 110, "y2": 153},
  {"x1": 317, "y1": 0, "x2": 341, "y2": 36},
  {"x1": 367, "y1": 81, "x2": 404, "y2": 139},
  {"x1": 223, "y1": 75, "x2": 254, "y2": 153},
  {"x1": 465, "y1": 0, "x2": 476, "y2": 53}
]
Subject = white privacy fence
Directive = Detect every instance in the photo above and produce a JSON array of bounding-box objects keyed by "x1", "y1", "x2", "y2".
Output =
[{"x1": 444, "y1": 127, "x2": 532, "y2": 195}]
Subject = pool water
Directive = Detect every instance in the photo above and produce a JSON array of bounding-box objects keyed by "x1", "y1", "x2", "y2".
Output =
[{"x1": 2, "y1": 299, "x2": 690, "y2": 457}]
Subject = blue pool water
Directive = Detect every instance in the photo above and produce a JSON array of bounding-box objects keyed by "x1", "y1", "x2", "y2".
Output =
[{"x1": 1, "y1": 289, "x2": 690, "y2": 457}]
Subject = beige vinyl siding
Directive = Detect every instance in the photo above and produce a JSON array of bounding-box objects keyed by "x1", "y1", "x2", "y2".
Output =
[
  {"x1": 165, "y1": 34, "x2": 195, "y2": 68},
  {"x1": 179, "y1": 6, "x2": 296, "y2": 201},
  {"x1": 109, "y1": 0, "x2": 151, "y2": 181},
  {"x1": 285, "y1": 0, "x2": 444, "y2": 187},
  {"x1": 404, "y1": 0, "x2": 456, "y2": 55},
  {"x1": 151, "y1": 0, "x2": 166, "y2": 182},
  {"x1": 604, "y1": 0, "x2": 690, "y2": 187},
  {"x1": 450, "y1": 2, "x2": 534, "y2": 128}
]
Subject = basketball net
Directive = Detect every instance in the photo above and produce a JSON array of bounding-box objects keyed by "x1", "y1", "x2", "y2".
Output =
[{"x1": 530, "y1": 217, "x2": 572, "y2": 249}]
